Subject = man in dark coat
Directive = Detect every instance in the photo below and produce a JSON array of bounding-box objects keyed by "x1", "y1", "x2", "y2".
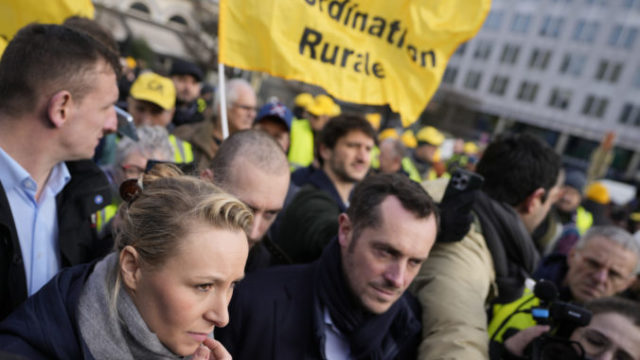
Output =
[
  {"x1": 0, "y1": 23, "x2": 119, "y2": 320},
  {"x1": 217, "y1": 173, "x2": 440, "y2": 360}
]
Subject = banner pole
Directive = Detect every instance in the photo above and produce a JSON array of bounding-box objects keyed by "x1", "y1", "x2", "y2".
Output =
[{"x1": 218, "y1": 62, "x2": 229, "y2": 139}]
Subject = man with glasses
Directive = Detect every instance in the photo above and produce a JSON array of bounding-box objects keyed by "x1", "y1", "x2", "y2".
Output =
[
  {"x1": 173, "y1": 78, "x2": 257, "y2": 171},
  {"x1": 0, "y1": 24, "x2": 119, "y2": 320},
  {"x1": 488, "y1": 226, "x2": 640, "y2": 355}
]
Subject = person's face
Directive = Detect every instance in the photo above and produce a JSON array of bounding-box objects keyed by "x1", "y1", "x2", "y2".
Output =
[
  {"x1": 379, "y1": 141, "x2": 402, "y2": 174},
  {"x1": 338, "y1": 196, "x2": 437, "y2": 314},
  {"x1": 127, "y1": 98, "x2": 174, "y2": 127},
  {"x1": 321, "y1": 130, "x2": 374, "y2": 183},
  {"x1": 63, "y1": 63, "x2": 118, "y2": 159},
  {"x1": 126, "y1": 222, "x2": 248, "y2": 356},
  {"x1": 224, "y1": 161, "x2": 289, "y2": 247},
  {"x1": 557, "y1": 186, "x2": 583, "y2": 213},
  {"x1": 309, "y1": 113, "x2": 330, "y2": 132},
  {"x1": 227, "y1": 87, "x2": 257, "y2": 133},
  {"x1": 253, "y1": 118, "x2": 290, "y2": 152},
  {"x1": 172, "y1": 74, "x2": 201, "y2": 104},
  {"x1": 566, "y1": 236, "x2": 638, "y2": 302},
  {"x1": 415, "y1": 144, "x2": 437, "y2": 163},
  {"x1": 570, "y1": 312, "x2": 640, "y2": 360},
  {"x1": 115, "y1": 151, "x2": 148, "y2": 186}
]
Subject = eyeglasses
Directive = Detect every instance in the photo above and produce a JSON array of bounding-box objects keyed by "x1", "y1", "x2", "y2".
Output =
[
  {"x1": 574, "y1": 327, "x2": 634, "y2": 360},
  {"x1": 232, "y1": 103, "x2": 257, "y2": 112},
  {"x1": 121, "y1": 164, "x2": 146, "y2": 179}
]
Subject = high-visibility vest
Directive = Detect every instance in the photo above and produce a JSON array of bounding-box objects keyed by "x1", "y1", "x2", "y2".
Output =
[
  {"x1": 168, "y1": 134, "x2": 194, "y2": 164},
  {"x1": 576, "y1": 206, "x2": 593, "y2": 235},
  {"x1": 401, "y1": 157, "x2": 423, "y2": 183},
  {"x1": 288, "y1": 118, "x2": 314, "y2": 171},
  {"x1": 371, "y1": 145, "x2": 380, "y2": 169},
  {"x1": 488, "y1": 288, "x2": 540, "y2": 343},
  {"x1": 95, "y1": 203, "x2": 118, "y2": 233}
]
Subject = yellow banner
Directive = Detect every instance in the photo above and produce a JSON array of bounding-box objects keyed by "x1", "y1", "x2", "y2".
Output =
[
  {"x1": 219, "y1": 0, "x2": 491, "y2": 126},
  {"x1": 0, "y1": 0, "x2": 94, "y2": 41}
]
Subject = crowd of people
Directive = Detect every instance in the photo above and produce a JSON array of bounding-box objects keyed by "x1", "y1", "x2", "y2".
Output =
[{"x1": 0, "y1": 17, "x2": 639, "y2": 360}]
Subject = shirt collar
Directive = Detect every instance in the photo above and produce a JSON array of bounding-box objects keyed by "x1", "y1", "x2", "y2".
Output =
[{"x1": 0, "y1": 145, "x2": 71, "y2": 196}]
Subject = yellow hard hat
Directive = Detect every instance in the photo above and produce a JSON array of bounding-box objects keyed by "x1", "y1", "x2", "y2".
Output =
[
  {"x1": 294, "y1": 93, "x2": 314, "y2": 108},
  {"x1": 464, "y1": 141, "x2": 478, "y2": 155},
  {"x1": 366, "y1": 113, "x2": 382, "y2": 131},
  {"x1": 379, "y1": 128, "x2": 399, "y2": 141},
  {"x1": 416, "y1": 126, "x2": 445, "y2": 146},
  {"x1": 585, "y1": 182, "x2": 610, "y2": 205},
  {"x1": 401, "y1": 130, "x2": 417, "y2": 149}
]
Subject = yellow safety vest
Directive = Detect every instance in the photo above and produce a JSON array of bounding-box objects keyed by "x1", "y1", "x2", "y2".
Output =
[
  {"x1": 288, "y1": 118, "x2": 315, "y2": 171},
  {"x1": 576, "y1": 206, "x2": 593, "y2": 235},
  {"x1": 168, "y1": 134, "x2": 194, "y2": 164},
  {"x1": 401, "y1": 157, "x2": 423, "y2": 183},
  {"x1": 488, "y1": 288, "x2": 540, "y2": 343},
  {"x1": 371, "y1": 145, "x2": 380, "y2": 169},
  {"x1": 95, "y1": 203, "x2": 118, "y2": 233}
]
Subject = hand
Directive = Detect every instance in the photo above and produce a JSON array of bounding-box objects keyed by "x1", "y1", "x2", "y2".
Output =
[
  {"x1": 504, "y1": 325, "x2": 550, "y2": 357},
  {"x1": 192, "y1": 338, "x2": 232, "y2": 360}
]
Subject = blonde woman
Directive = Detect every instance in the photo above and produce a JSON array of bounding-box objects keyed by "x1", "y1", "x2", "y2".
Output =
[{"x1": 0, "y1": 164, "x2": 252, "y2": 360}]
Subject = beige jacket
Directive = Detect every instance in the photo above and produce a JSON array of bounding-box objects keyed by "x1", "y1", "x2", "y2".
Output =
[{"x1": 410, "y1": 178, "x2": 497, "y2": 360}]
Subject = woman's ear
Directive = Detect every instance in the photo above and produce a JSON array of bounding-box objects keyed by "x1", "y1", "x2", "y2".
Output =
[{"x1": 119, "y1": 245, "x2": 142, "y2": 292}]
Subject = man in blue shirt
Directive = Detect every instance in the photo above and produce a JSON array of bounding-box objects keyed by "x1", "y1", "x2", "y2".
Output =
[{"x1": 0, "y1": 23, "x2": 119, "y2": 320}]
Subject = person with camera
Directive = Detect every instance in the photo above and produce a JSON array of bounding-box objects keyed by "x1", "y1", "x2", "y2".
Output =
[
  {"x1": 488, "y1": 225, "x2": 640, "y2": 349},
  {"x1": 499, "y1": 296, "x2": 640, "y2": 360}
]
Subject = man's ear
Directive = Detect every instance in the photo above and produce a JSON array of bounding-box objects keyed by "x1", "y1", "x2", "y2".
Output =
[
  {"x1": 338, "y1": 213, "x2": 352, "y2": 248},
  {"x1": 521, "y1": 188, "x2": 545, "y2": 214},
  {"x1": 119, "y1": 245, "x2": 142, "y2": 292},
  {"x1": 319, "y1": 143, "x2": 331, "y2": 164},
  {"x1": 200, "y1": 168, "x2": 214, "y2": 182},
  {"x1": 47, "y1": 90, "x2": 73, "y2": 128}
]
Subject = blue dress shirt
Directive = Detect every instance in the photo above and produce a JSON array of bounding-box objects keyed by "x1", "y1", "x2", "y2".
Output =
[{"x1": 0, "y1": 146, "x2": 70, "y2": 295}]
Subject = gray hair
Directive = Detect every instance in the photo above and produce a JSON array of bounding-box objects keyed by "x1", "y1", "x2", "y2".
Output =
[
  {"x1": 210, "y1": 130, "x2": 289, "y2": 189},
  {"x1": 115, "y1": 125, "x2": 174, "y2": 167},
  {"x1": 380, "y1": 138, "x2": 406, "y2": 160},
  {"x1": 213, "y1": 78, "x2": 254, "y2": 117},
  {"x1": 576, "y1": 225, "x2": 640, "y2": 274}
]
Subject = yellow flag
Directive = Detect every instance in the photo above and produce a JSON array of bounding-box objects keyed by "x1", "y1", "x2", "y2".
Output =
[
  {"x1": 219, "y1": 0, "x2": 491, "y2": 126},
  {"x1": 0, "y1": 0, "x2": 94, "y2": 41}
]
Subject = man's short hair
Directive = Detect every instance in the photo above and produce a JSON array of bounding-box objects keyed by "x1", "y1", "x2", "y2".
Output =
[
  {"x1": 585, "y1": 296, "x2": 640, "y2": 328},
  {"x1": 575, "y1": 226, "x2": 640, "y2": 274},
  {"x1": 475, "y1": 133, "x2": 561, "y2": 207},
  {"x1": 0, "y1": 23, "x2": 121, "y2": 117},
  {"x1": 347, "y1": 173, "x2": 440, "y2": 240},
  {"x1": 210, "y1": 130, "x2": 289, "y2": 188},
  {"x1": 63, "y1": 16, "x2": 119, "y2": 55},
  {"x1": 317, "y1": 113, "x2": 376, "y2": 165}
]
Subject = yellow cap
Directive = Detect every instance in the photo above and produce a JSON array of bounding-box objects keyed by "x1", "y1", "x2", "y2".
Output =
[
  {"x1": 401, "y1": 130, "x2": 417, "y2": 149},
  {"x1": 130, "y1": 72, "x2": 176, "y2": 110},
  {"x1": 294, "y1": 93, "x2": 313, "y2": 108},
  {"x1": 125, "y1": 56, "x2": 137, "y2": 69},
  {"x1": 464, "y1": 141, "x2": 478, "y2": 155},
  {"x1": 416, "y1": 126, "x2": 445, "y2": 146},
  {"x1": 308, "y1": 94, "x2": 340, "y2": 116},
  {"x1": 585, "y1": 182, "x2": 610, "y2": 205},
  {"x1": 379, "y1": 128, "x2": 399, "y2": 141},
  {"x1": 366, "y1": 113, "x2": 382, "y2": 131}
]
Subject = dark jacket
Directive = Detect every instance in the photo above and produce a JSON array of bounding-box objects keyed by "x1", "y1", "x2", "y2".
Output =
[
  {"x1": 0, "y1": 262, "x2": 96, "y2": 359},
  {"x1": 0, "y1": 160, "x2": 111, "y2": 320},
  {"x1": 216, "y1": 262, "x2": 421, "y2": 360},
  {"x1": 276, "y1": 168, "x2": 346, "y2": 264}
]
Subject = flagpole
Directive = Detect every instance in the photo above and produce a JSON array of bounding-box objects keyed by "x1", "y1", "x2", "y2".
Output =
[{"x1": 218, "y1": 62, "x2": 229, "y2": 139}]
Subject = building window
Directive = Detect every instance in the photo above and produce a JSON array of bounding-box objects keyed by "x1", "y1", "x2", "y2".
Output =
[
  {"x1": 608, "y1": 25, "x2": 638, "y2": 49},
  {"x1": 548, "y1": 88, "x2": 572, "y2": 110},
  {"x1": 169, "y1": 15, "x2": 188, "y2": 26},
  {"x1": 559, "y1": 53, "x2": 587, "y2": 76},
  {"x1": 529, "y1": 48, "x2": 552, "y2": 70},
  {"x1": 130, "y1": 2, "x2": 150, "y2": 14},
  {"x1": 500, "y1": 44, "x2": 520, "y2": 64},
  {"x1": 539, "y1": 16, "x2": 564, "y2": 38},
  {"x1": 517, "y1": 81, "x2": 539, "y2": 102},
  {"x1": 633, "y1": 67, "x2": 640, "y2": 89},
  {"x1": 511, "y1": 13, "x2": 532, "y2": 34},
  {"x1": 618, "y1": 103, "x2": 640, "y2": 126},
  {"x1": 473, "y1": 40, "x2": 493, "y2": 60},
  {"x1": 489, "y1": 75, "x2": 509, "y2": 96},
  {"x1": 572, "y1": 20, "x2": 599, "y2": 43},
  {"x1": 454, "y1": 42, "x2": 467, "y2": 57},
  {"x1": 443, "y1": 67, "x2": 458, "y2": 84},
  {"x1": 484, "y1": 10, "x2": 504, "y2": 31},
  {"x1": 582, "y1": 95, "x2": 609, "y2": 118},
  {"x1": 464, "y1": 71, "x2": 483, "y2": 90},
  {"x1": 594, "y1": 60, "x2": 623, "y2": 83}
]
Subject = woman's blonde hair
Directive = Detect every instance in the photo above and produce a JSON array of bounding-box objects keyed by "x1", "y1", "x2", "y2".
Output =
[{"x1": 110, "y1": 163, "x2": 252, "y2": 308}]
